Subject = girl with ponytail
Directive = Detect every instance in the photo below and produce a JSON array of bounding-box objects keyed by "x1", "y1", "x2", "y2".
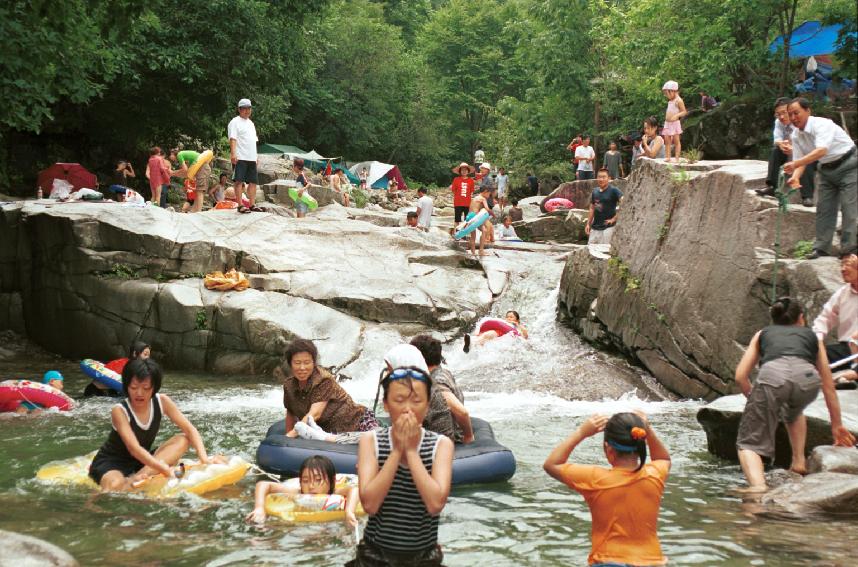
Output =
[
  {"x1": 735, "y1": 297, "x2": 855, "y2": 491},
  {"x1": 544, "y1": 411, "x2": 671, "y2": 566}
]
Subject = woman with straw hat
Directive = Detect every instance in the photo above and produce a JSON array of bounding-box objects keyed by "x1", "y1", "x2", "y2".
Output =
[{"x1": 451, "y1": 162, "x2": 475, "y2": 226}]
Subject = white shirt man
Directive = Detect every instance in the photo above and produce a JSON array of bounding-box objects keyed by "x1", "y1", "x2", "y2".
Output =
[
  {"x1": 416, "y1": 188, "x2": 434, "y2": 231},
  {"x1": 227, "y1": 99, "x2": 260, "y2": 209},
  {"x1": 575, "y1": 138, "x2": 596, "y2": 180}
]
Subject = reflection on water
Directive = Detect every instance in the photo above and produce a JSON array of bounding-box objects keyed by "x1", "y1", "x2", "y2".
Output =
[{"x1": 1, "y1": 250, "x2": 856, "y2": 565}]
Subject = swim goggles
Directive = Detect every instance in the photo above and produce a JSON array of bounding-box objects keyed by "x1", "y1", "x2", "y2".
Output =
[{"x1": 384, "y1": 367, "x2": 431, "y2": 384}]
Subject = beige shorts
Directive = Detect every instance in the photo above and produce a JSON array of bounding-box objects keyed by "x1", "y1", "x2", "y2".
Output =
[{"x1": 588, "y1": 226, "x2": 615, "y2": 245}]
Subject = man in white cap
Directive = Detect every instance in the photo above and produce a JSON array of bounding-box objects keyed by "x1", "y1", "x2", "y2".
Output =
[{"x1": 228, "y1": 98, "x2": 260, "y2": 213}]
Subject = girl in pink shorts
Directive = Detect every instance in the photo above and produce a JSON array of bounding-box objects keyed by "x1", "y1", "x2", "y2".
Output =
[{"x1": 661, "y1": 81, "x2": 687, "y2": 163}]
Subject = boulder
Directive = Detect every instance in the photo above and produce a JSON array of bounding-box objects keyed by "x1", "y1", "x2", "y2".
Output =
[
  {"x1": 542, "y1": 178, "x2": 628, "y2": 212},
  {"x1": 0, "y1": 529, "x2": 78, "y2": 566},
  {"x1": 682, "y1": 103, "x2": 773, "y2": 160},
  {"x1": 557, "y1": 158, "x2": 842, "y2": 398},
  {"x1": 513, "y1": 211, "x2": 587, "y2": 244},
  {"x1": 695, "y1": 391, "x2": 858, "y2": 466},
  {"x1": 807, "y1": 445, "x2": 858, "y2": 475},
  {"x1": 760, "y1": 472, "x2": 858, "y2": 516},
  {"x1": 0, "y1": 200, "x2": 496, "y2": 373}
]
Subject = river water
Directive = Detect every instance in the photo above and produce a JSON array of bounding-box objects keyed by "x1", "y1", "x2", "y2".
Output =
[{"x1": 1, "y1": 249, "x2": 855, "y2": 566}]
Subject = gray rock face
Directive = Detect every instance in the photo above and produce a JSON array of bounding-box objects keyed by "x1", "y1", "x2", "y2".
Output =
[
  {"x1": 761, "y1": 472, "x2": 858, "y2": 516},
  {"x1": 807, "y1": 445, "x2": 858, "y2": 475},
  {"x1": 683, "y1": 104, "x2": 772, "y2": 160},
  {"x1": 513, "y1": 211, "x2": 587, "y2": 244},
  {"x1": 695, "y1": 391, "x2": 858, "y2": 465},
  {"x1": 541, "y1": 178, "x2": 628, "y2": 212},
  {"x1": 0, "y1": 200, "x2": 499, "y2": 373},
  {"x1": 557, "y1": 158, "x2": 840, "y2": 398},
  {"x1": 0, "y1": 529, "x2": 78, "y2": 567}
]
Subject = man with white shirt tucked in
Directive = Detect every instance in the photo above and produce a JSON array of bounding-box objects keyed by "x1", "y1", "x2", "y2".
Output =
[
  {"x1": 228, "y1": 98, "x2": 260, "y2": 212},
  {"x1": 812, "y1": 254, "x2": 858, "y2": 370},
  {"x1": 784, "y1": 97, "x2": 857, "y2": 259}
]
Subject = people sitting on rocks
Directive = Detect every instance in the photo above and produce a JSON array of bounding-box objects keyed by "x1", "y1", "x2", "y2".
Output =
[
  {"x1": 544, "y1": 411, "x2": 671, "y2": 567},
  {"x1": 330, "y1": 168, "x2": 351, "y2": 207},
  {"x1": 783, "y1": 97, "x2": 857, "y2": 259},
  {"x1": 812, "y1": 253, "x2": 858, "y2": 370},
  {"x1": 410, "y1": 335, "x2": 474, "y2": 444},
  {"x1": 464, "y1": 310, "x2": 528, "y2": 352},
  {"x1": 508, "y1": 198, "x2": 524, "y2": 222},
  {"x1": 209, "y1": 173, "x2": 229, "y2": 204},
  {"x1": 640, "y1": 116, "x2": 666, "y2": 159},
  {"x1": 279, "y1": 339, "x2": 379, "y2": 442},
  {"x1": 699, "y1": 90, "x2": 719, "y2": 112},
  {"x1": 734, "y1": 297, "x2": 855, "y2": 491},
  {"x1": 416, "y1": 187, "x2": 433, "y2": 231},
  {"x1": 586, "y1": 169, "x2": 623, "y2": 248},
  {"x1": 758, "y1": 97, "x2": 815, "y2": 207},
  {"x1": 291, "y1": 158, "x2": 312, "y2": 218},
  {"x1": 496, "y1": 215, "x2": 518, "y2": 240},
  {"x1": 109, "y1": 160, "x2": 136, "y2": 200}
]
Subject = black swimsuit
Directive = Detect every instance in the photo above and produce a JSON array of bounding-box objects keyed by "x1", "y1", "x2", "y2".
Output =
[{"x1": 89, "y1": 394, "x2": 162, "y2": 484}]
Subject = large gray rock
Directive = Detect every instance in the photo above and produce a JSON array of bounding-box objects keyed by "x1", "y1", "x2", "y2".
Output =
[
  {"x1": 0, "y1": 200, "x2": 496, "y2": 373},
  {"x1": 683, "y1": 104, "x2": 772, "y2": 160},
  {"x1": 0, "y1": 529, "x2": 78, "y2": 566},
  {"x1": 760, "y1": 472, "x2": 858, "y2": 516},
  {"x1": 541, "y1": 178, "x2": 628, "y2": 212},
  {"x1": 513, "y1": 211, "x2": 587, "y2": 244},
  {"x1": 807, "y1": 445, "x2": 858, "y2": 475},
  {"x1": 557, "y1": 158, "x2": 841, "y2": 398},
  {"x1": 695, "y1": 391, "x2": 858, "y2": 466}
]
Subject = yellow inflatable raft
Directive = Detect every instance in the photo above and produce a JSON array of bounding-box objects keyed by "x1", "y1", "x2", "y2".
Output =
[
  {"x1": 187, "y1": 149, "x2": 214, "y2": 178},
  {"x1": 264, "y1": 473, "x2": 365, "y2": 523},
  {"x1": 36, "y1": 453, "x2": 250, "y2": 498}
]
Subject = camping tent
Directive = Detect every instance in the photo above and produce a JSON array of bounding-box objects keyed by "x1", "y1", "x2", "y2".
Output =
[
  {"x1": 349, "y1": 161, "x2": 407, "y2": 190},
  {"x1": 37, "y1": 163, "x2": 97, "y2": 195},
  {"x1": 257, "y1": 143, "x2": 358, "y2": 183},
  {"x1": 769, "y1": 21, "x2": 849, "y2": 58}
]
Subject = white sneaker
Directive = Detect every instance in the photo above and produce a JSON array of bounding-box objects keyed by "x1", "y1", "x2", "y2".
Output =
[{"x1": 294, "y1": 421, "x2": 329, "y2": 441}]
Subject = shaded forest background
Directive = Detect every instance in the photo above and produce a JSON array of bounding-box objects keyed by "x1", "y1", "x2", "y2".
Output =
[{"x1": 1, "y1": 0, "x2": 855, "y2": 193}]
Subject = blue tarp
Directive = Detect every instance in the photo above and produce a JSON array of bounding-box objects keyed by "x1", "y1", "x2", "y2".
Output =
[{"x1": 770, "y1": 21, "x2": 849, "y2": 58}]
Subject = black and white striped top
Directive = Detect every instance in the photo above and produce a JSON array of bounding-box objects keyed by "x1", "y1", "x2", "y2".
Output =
[{"x1": 363, "y1": 427, "x2": 442, "y2": 552}]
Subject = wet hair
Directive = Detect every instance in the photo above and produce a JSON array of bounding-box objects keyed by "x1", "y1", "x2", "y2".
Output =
[
  {"x1": 299, "y1": 455, "x2": 336, "y2": 494},
  {"x1": 511, "y1": 198, "x2": 519, "y2": 206},
  {"x1": 283, "y1": 339, "x2": 318, "y2": 366},
  {"x1": 506, "y1": 310, "x2": 520, "y2": 322},
  {"x1": 604, "y1": 412, "x2": 648, "y2": 471},
  {"x1": 417, "y1": 187, "x2": 427, "y2": 194},
  {"x1": 150, "y1": 146, "x2": 161, "y2": 156},
  {"x1": 121, "y1": 358, "x2": 163, "y2": 396},
  {"x1": 773, "y1": 97, "x2": 792, "y2": 110},
  {"x1": 770, "y1": 296, "x2": 803, "y2": 325},
  {"x1": 293, "y1": 158, "x2": 305, "y2": 169},
  {"x1": 410, "y1": 335, "x2": 442, "y2": 367},
  {"x1": 406, "y1": 211, "x2": 418, "y2": 220},
  {"x1": 790, "y1": 97, "x2": 811, "y2": 110},
  {"x1": 643, "y1": 116, "x2": 660, "y2": 130},
  {"x1": 129, "y1": 341, "x2": 151, "y2": 359}
]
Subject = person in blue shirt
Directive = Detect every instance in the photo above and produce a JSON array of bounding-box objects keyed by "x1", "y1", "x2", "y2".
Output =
[
  {"x1": 16, "y1": 371, "x2": 65, "y2": 414},
  {"x1": 586, "y1": 169, "x2": 623, "y2": 247}
]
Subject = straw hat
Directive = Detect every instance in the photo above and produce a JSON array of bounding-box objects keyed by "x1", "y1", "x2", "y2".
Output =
[{"x1": 452, "y1": 162, "x2": 474, "y2": 175}]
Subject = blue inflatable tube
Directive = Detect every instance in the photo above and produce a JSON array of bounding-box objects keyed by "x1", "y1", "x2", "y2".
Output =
[
  {"x1": 79, "y1": 359, "x2": 123, "y2": 392},
  {"x1": 257, "y1": 417, "x2": 516, "y2": 485},
  {"x1": 454, "y1": 210, "x2": 491, "y2": 240}
]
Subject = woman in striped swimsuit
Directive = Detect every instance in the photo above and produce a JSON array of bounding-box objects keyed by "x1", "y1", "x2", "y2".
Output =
[{"x1": 349, "y1": 344, "x2": 454, "y2": 566}]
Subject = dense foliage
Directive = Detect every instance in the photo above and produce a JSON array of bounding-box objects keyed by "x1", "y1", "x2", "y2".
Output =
[{"x1": 0, "y1": 0, "x2": 852, "y2": 192}]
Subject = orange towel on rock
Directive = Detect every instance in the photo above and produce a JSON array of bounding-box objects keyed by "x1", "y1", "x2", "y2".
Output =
[{"x1": 204, "y1": 269, "x2": 249, "y2": 292}]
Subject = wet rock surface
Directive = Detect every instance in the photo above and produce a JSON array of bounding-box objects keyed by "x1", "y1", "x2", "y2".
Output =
[
  {"x1": 557, "y1": 158, "x2": 842, "y2": 398},
  {"x1": 0, "y1": 529, "x2": 78, "y2": 566},
  {"x1": 0, "y1": 200, "x2": 501, "y2": 374}
]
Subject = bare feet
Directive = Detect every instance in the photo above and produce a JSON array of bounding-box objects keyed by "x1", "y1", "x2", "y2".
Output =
[{"x1": 789, "y1": 466, "x2": 808, "y2": 476}]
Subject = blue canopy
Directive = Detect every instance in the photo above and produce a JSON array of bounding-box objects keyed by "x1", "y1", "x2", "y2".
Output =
[{"x1": 770, "y1": 21, "x2": 850, "y2": 58}]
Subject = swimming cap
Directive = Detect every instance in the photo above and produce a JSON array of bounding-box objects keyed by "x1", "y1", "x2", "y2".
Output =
[{"x1": 42, "y1": 370, "x2": 64, "y2": 384}]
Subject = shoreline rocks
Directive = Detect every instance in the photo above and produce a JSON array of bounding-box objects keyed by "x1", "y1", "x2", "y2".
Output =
[{"x1": 0, "y1": 529, "x2": 78, "y2": 566}]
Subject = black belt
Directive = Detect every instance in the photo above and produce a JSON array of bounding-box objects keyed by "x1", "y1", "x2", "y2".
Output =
[{"x1": 820, "y1": 146, "x2": 857, "y2": 170}]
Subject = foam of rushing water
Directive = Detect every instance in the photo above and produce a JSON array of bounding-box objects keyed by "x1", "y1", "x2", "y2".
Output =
[{"x1": 1, "y1": 249, "x2": 855, "y2": 565}]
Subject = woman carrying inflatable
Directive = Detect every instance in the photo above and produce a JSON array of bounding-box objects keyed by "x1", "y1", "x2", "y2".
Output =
[{"x1": 463, "y1": 310, "x2": 528, "y2": 353}]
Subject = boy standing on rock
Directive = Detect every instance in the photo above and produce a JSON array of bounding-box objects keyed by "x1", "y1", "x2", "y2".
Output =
[
  {"x1": 467, "y1": 186, "x2": 493, "y2": 257},
  {"x1": 586, "y1": 169, "x2": 623, "y2": 248}
]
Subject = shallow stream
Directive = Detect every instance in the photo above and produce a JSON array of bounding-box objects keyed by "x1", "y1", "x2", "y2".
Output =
[{"x1": 1, "y1": 250, "x2": 855, "y2": 565}]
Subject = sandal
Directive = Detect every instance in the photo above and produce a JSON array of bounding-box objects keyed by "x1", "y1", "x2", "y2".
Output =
[
  {"x1": 249, "y1": 205, "x2": 264, "y2": 213},
  {"x1": 237, "y1": 205, "x2": 251, "y2": 214}
]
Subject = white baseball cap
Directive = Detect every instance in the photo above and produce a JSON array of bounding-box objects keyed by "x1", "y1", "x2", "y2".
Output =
[
  {"x1": 238, "y1": 98, "x2": 252, "y2": 108},
  {"x1": 661, "y1": 81, "x2": 679, "y2": 91},
  {"x1": 383, "y1": 344, "x2": 428, "y2": 373},
  {"x1": 480, "y1": 162, "x2": 492, "y2": 171}
]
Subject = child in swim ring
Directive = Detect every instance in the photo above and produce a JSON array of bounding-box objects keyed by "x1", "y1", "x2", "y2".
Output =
[
  {"x1": 246, "y1": 454, "x2": 359, "y2": 526},
  {"x1": 463, "y1": 310, "x2": 528, "y2": 352},
  {"x1": 84, "y1": 341, "x2": 150, "y2": 398},
  {"x1": 544, "y1": 411, "x2": 671, "y2": 566},
  {"x1": 88, "y1": 358, "x2": 224, "y2": 491},
  {"x1": 15, "y1": 371, "x2": 65, "y2": 414}
]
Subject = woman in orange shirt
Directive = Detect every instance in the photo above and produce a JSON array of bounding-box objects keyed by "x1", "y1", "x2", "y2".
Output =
[{"x1": 544, "y1": 412, "x2": 671, "y2": 566}]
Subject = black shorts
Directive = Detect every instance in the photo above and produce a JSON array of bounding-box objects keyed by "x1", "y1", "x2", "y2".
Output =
[
  {"x1": 233, "y1": 160, "x2": 258, "y2": 184},
  {"x1": 578, "y1": 170, "x2": 595, "y2": 180},
  {"x1": 89, "y1": 455, "x2": 144, "y2": 485},
  {"x1": 454, "y1": 206, "x2": 469, "y2": 223}
]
